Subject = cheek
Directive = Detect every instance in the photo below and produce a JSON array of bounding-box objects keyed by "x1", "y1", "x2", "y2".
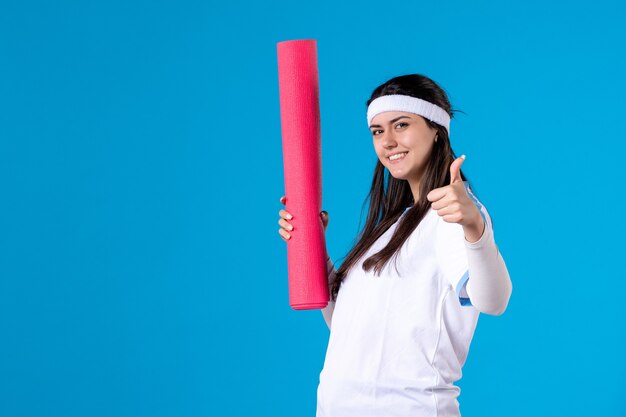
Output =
[{"x1": 374, "y1": 144, "x2": 385, "y2": 158}]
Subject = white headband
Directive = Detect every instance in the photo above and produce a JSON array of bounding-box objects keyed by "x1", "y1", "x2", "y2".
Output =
[{"x1": 366, "y1": 94, "x2": 451, "y2": 135}]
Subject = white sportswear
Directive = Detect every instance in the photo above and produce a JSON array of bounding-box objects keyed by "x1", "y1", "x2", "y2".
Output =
[{"x1": 317, "y1": 181, "x2": 512, "y2": 417}]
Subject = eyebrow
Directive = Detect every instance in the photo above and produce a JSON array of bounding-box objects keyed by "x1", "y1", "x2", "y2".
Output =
[{"x1": 369, "y1": 116, "x2": 412, "y2": 129}]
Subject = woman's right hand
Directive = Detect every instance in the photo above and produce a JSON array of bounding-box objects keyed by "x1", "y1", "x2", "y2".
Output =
[{"x1": 278, "y1": 195, "x2": 329, "y2": 242}]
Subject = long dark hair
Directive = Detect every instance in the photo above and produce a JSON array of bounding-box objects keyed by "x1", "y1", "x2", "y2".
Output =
[{"x1": 329, "y1": 74, "x2": 476, "y2": 302}]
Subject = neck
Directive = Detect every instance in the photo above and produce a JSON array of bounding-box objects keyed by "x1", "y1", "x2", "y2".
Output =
[{"x1": 407, "y1": 174, "x2": 422, "y2": 203}]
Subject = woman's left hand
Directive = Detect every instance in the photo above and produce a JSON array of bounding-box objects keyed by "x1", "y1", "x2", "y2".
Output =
[{"x1": 426, "y1": 155, "x2": 484, "y2": 234}]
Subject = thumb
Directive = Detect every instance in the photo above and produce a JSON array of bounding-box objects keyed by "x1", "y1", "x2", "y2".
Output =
[{"x1": 450, "y1": 154, "x2": 465, "y2": 184}]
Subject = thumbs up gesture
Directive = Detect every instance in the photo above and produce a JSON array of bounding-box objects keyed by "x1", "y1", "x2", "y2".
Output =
[{"x1": 426, "y1": 155, "x2": 485, "y2": 239}]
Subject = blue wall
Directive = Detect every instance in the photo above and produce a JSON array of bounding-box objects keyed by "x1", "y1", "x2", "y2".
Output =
[{"x1": 1, "y1": 0, "x2": 624, "y2": 415}]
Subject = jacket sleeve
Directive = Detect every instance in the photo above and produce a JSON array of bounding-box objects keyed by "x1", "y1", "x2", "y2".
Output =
[
  {"x1": 463, "y1": 216, "x2": 513, "y2": 315},
  {"x1": 435, "y1": 196, "x2": 513, "y2": 315}
]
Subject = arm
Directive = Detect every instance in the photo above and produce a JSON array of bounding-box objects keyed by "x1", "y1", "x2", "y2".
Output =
[
  {"x1": 321, "y1": 255, "x2": 337, "y2": 330},
  {"x1": 463, "y1": 219, "x2": 513, "y2": 316}
]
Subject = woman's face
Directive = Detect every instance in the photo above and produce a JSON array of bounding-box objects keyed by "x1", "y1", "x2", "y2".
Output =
[{"x1": 369, "y1": 111, "x2": 438, "y2": 182}]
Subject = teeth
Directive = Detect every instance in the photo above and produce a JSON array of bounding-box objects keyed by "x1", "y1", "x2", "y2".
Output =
[{"x1": 389, "y1": 152, "x2": 407, "y2": 161}]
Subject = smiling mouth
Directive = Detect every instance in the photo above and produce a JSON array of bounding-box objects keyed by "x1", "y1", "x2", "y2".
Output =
[{"x1": 388, "y1": 152, "x2": 408, "y2": 162}]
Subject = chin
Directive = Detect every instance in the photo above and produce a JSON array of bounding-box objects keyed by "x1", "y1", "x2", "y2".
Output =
[{"x1": 387, "y1": 170, "x2": 409, "y2": 180}]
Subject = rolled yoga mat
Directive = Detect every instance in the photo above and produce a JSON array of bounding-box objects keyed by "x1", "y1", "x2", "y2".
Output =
[{"x1": 277, "y1": 39, "x2": 329, "y2": 310}]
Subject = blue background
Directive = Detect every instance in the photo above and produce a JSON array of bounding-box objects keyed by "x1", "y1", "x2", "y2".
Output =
[{"x1": 1, "y1": 0, "x2": 625, "y2": 416}]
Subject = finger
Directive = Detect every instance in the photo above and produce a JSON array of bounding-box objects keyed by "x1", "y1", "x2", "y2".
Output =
[
  {"x1": 449, "y1": 155, "x2": 466, "y2": 184},
  {"x1": 442, "y1": 212, "x2": 463, "y2": 223},
  {"x1": 279, "y1": 209, "x2": 293, "y2": 220},
  {"x1": 434, "y1": 202, "x2": 460, "y2": 217},
  {"x1": 279, "y1": 195, "x2": 286, "y2": 204},
  {"x1": 430, "y1": 199, "x2": 448, "y2": 210},
  {"x1": 278, "y1": 218, "x2": 293, "y2": 231},
  {"x1": 320, "y1": 211, "x2": 329, "y2": 230},
  {"x1": 279, "y1": 228, "x2": 291, "y2": 240},
  {"x1": 427, "y1": 186, "x2": 447, "y2": 202}
]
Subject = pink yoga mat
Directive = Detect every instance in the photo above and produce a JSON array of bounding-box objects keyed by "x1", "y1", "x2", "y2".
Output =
[{"x1": 277, "y1": 39, "x2": 329, "y2": 310}]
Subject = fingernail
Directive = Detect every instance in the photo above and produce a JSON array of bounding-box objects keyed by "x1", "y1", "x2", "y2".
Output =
[{"x1": 287, "y1": 214, "x2": 293, "y2": 219}]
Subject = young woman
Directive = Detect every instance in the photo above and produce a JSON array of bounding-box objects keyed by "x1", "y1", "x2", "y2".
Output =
[{"x1": 277, "y1": 74, "x2": 512, "y2": 417}]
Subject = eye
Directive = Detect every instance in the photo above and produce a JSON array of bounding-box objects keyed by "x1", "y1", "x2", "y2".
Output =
[
  {"x1": 372, "y1": 129, "x2": 383, "y2": 136},
  {"x1": 395, "y1": 122, "x2": 408, "y2": 128}
]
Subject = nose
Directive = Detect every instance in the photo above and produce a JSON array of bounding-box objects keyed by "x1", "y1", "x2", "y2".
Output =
[{"x1": 382, "y1": 129, "x2": 397, "y2": 146}]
